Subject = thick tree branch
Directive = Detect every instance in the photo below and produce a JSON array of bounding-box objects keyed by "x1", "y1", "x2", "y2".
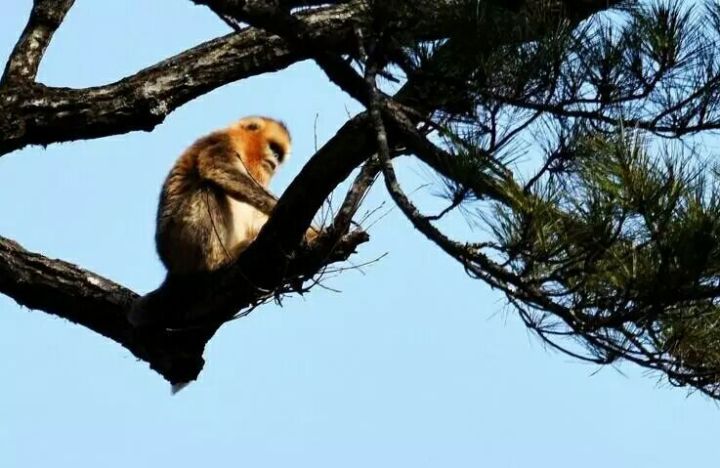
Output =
[
  {"x1": 0, "y1": 0, "x2": 75, "y2": 86},
  {"x1": 0, "y1": 229, "x2": 367, "y2": 383},
  {"x1": 0, "y1": 2, "x2": 357, "y2": 156},
  {"x1": 0, "y1": 0, "x2": 458, "y2": 157},
  {"x1": 0, "y1": 236, "x2": 136, "y2": 344}
]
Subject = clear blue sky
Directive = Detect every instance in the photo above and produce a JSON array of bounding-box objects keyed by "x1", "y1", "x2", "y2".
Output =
[{"x1": 0, "y1": 1, "x2": 717, "y2": 467}]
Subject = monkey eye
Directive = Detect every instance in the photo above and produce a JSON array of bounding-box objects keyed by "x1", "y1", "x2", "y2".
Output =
[{"x1": 268, "y1": 141, "x2": 285, "y2": 162}]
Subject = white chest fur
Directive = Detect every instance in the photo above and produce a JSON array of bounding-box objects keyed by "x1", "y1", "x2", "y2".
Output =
[
  {"x1": 226, "y1": 156, "x2": 270, "y2": 247},
  {"x1": 228, "y1": 197, "x2": 267, "y2": 245}
]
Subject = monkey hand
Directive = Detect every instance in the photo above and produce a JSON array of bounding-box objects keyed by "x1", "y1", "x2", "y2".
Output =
[{"x1": 304, "y1": 225, "x2": 321, "y2": 245}]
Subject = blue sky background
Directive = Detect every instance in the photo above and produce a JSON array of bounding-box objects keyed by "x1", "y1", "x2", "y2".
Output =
[{"x1": 1, "y1": 1, "x2": 718, "y2": 467}]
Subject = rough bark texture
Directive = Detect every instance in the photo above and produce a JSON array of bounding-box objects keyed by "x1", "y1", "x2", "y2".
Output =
[
  {"x1": 1, "y1": 0, "x2": 75, "y2": 85},
  {"x1": 1, "y1": 231, "x2": 368, "y2": 384},
  {"x1": 0, "y1": 0, "x2": 453, "y2": 157},
  {"x1": 0, "y1": 0, "x2": 625, "y2": 385},
  {"x1": 0, "y1": 236, "x2": 136, "y2": 345}
]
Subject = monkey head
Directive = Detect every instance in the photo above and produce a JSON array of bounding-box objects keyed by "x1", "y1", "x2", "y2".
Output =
[{"x1": 227, "y1": 116, "x2": 291, "y2": 186}]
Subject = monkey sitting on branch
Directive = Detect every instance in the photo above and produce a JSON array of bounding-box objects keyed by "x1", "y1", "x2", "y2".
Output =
[
  {"x1": 130, "y1": 116, "x2": 317, "y2": 327},
  {"x1": 156, "y1": 116, "x2": 317, "y2": 273}
]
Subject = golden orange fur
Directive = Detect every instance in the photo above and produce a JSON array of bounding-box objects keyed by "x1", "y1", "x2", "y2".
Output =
[
  {"x1": 226, "y1": 118, "x2": 290, "y2": 185},
  {"x1": 155, "y1": 116, "x2": 294, "y2": 274}
]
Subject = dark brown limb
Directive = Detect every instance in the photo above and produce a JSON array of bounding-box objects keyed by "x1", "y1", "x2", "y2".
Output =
[{"x1": 196, "y1": 144, "x2": 278, "y2": 215}]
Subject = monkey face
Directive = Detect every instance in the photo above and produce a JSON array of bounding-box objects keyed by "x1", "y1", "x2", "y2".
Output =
[
  {"x1": 262, "y1": 140, "x2": 288, "y2": 173},
  {"x1": 229, "y1": 116, "x2": 291, "y2": 186}
]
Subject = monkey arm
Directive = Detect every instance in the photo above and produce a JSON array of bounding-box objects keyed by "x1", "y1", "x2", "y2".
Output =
[{"x1": 196, "y1": 145, "x2": 278, "y2": 215}]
